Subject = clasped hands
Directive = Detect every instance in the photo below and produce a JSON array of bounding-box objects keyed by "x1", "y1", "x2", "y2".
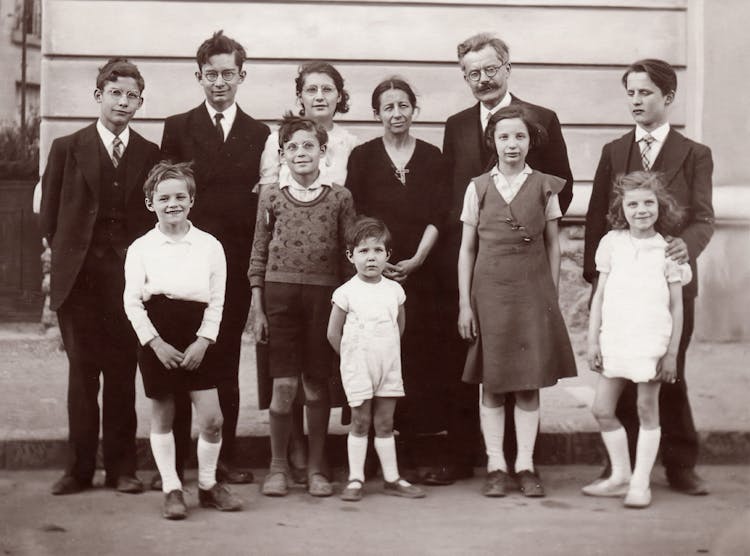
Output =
[
  {"x1": 383, "y1": 258, "x2": 420, "y2": 283},
  {"x1": 149, "y1": 335, "x2": 210, "y2": 371}
]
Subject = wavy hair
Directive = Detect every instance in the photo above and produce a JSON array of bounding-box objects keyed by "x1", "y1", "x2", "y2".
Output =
[{"x1": 607, "y1": 171, "x2": 684, "y2": 236}]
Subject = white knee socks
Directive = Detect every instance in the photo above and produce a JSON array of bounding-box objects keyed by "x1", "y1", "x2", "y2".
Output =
[
  {"x1": 631, "y1": 427, "x2": 661, "y2": 490},
  {"x1": 347, "y1": 433, "x2": 368, "y2": 482},
  {"x1": 197, "y1": 436, "x2": 222, "y2": 491},
  {"x1": 480, "y1": 403, "x2": 507, "y2": 473},
  {"x1": 373, "y1": 435, "x2": 399, "y2": 483},
  {"x1": 150, "y1": 431, "x2": 182, "y2": 493},
  {"x1": 601, "y1": 427, "x2": 632, "y2": 483},
  {"x1": 515, "y1": 406, "x2": 540, "y2": 473}
]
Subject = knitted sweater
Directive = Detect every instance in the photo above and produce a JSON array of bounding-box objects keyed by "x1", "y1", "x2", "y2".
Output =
[{"x1": 248, "y1": 183, "x2": 355, "y2": 288}]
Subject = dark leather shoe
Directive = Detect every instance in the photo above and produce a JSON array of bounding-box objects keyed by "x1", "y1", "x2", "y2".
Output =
[
  {"x1": 667, "y1": 468, "x2": 709, "y2": 495},
  {"x1": 163, "y1": 490, "x2": 187, "y2": 520},
  {"x1": 216, "y1": 462, "x2": 254, "y2": 484},
  {"x1": 482, "y1": 470, "x2": 511, "y2": 497},
  {"x1": 422, "y1": 464, "x2": 474, "y2": 486},
  {"x1": 515, "y1": 469, "x2": 545, "y2": 498},
  {"x1": 199, "y1": 482, "x2": 243, "y2": 511},
  {"x1": 51, "y1": 475, "x2": 91, "y2": 496},
  {"x1": 116, "y1": 475, "x2": 144, "y2": 494}
]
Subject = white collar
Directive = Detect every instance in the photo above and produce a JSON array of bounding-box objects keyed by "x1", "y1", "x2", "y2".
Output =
[
  {"x1": 279, "y1": 171, "x2": 330, "y2": 192},
  {"x1": 153, "y1": 221, "x2": 195, "y2": 244},
  {"x1": 490, "y1": 163, "x2": 532, "y2": 178},
  {"x1": 96, "y1": 119, "x2": 130, "y2": 148},
  {"x1": 204, "y1": 101, "x2": 237, "y2": 125},
  {"x1": 635, "y1": 122, "x2": 670, "y2": 143},
  {"x1": 480, "y1": 93, "x2": 513, "y2": 124}
]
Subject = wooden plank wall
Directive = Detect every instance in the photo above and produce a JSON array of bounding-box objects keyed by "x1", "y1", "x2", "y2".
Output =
[{"x1": 41, "y1": 0, "x2": 690, "y2": 217}]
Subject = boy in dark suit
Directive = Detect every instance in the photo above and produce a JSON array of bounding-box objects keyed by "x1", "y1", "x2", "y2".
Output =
[
  {"x1": 159, "y1": 30, "x2": 270, "y2": 486},
  {"x1": 424, "y1": 32, "x2": 574, "y2": 486},
  {"x1": 584, "y1": 58, "x2": 714, "y2": 495},
  {"x1": 41, "y1": 58, "x2": 161, "y2": 495}
]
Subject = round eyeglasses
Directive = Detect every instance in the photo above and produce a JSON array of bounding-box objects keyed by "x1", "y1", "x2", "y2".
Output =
[
  {"x1": 465, "y1": 63, "x2": 506, "y2": 82},
  {"x1": 202, "y1": 70, "x2": 239, "y2": 83}
]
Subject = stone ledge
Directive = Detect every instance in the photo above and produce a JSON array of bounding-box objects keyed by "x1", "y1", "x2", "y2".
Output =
[{"x1": 3, "y1": 431, "x2": 747, "y2": 470}]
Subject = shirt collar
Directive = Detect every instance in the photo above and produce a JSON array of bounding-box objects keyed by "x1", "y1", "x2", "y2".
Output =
[
  {"x1": 279, "y1": 170, "x2": 331, "y2": 192},
  {"x1": 153, "y1": 221, "x2": 195, "y2": 244},
  {"x1": 96, "y1": 119, "x2": 130, "y2": 148},
  {"x1": 204, "y1": 101, "x2": 237, "y2": 128},
  {"x1": 490, "y1": 163, "x2": 532, "y2": 178},
  {"x1": 480, "y1": 93, "x2": 513, "y2": 125},
  {"x1": 635, "y1": 122, "x2": 670, "y2": 143}
]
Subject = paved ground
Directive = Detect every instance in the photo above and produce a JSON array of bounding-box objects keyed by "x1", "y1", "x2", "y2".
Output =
[
  {"x1": 2, "y1": 323, "x2": 749, "y2": 441},
  {"x1": 1, "y1": 466, "x2": 748, "y2": 556}
]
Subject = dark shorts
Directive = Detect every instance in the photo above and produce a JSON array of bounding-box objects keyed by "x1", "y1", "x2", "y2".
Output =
[
  {"x1": 138, "y1": 295, "x2": 217, "y2": 399},
  {"x1": 265, "y1": 282, "x2": 335, "y2": 380}
]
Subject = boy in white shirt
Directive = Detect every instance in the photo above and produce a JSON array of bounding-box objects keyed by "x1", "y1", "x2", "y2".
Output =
[{"x1": 124, "y1": 161, "x2": 241, "y2": 519}]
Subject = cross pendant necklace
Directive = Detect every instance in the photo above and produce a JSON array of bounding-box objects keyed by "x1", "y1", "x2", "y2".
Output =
[{"x1": 394, "y1": 166, "x2": 410, "y2": 185}]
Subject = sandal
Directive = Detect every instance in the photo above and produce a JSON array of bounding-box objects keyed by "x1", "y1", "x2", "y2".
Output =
[
  {"x1": 261, "y1": 470, "x2": 289, "y2": 497},
  {"x1": 308, "y1": 472, "x2": 333, "y2": 497},
  {"x1": 340, "y1": 479, "x2": 364, "y2": 502}
]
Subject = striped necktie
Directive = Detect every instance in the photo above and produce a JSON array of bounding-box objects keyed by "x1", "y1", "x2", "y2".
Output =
[
  {"x1": 214, "y1": 113, "x2": 225, "y2": 142},
  {"x1": 640, "y1": 134, "x2": 655, "y2": 171},
  {"x1": 112, "y1": 136, "x2": 123, "y2": 168}
]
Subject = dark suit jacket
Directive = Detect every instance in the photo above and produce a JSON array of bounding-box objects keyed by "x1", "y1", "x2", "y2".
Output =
[
  {"x1": 40, "y1": 123, "x2": 161, "y2": 311},
  {"x1": 438, "y1": 95, "x2": 574, "y2": 290},
  {"x1": 583, "y1": 128, "x2": 714, "y2": 298},
  {"x1": 160, "y1": 104, "x2": 270, "y2": 266}
]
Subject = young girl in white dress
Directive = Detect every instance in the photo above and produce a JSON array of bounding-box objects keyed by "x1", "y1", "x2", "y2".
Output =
[{"x1": 584, "y1": 171, "x2": 691, "y2": 508}]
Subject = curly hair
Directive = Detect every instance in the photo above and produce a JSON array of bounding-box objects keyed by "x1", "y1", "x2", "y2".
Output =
[
  {"x1": 606, "y1": 171, "x2": 684, "y2": 236},
  {"x1": 277, "y1": 113, "x2": 328, "y2": 149},
  {"x1": 143, "y1": 160, "x2": 196, "y2": 201},
  {"x1": 295, "y1": 61, "x2": 350, "y2": 115}
]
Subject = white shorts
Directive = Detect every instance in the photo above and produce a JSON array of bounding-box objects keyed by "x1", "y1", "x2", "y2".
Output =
[{"x1": 339, "y1": 324, "x2": 404, "y2": 407}]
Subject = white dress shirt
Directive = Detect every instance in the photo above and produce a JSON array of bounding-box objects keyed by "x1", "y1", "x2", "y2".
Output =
[
  {"x1": 96, "y1": 119, "x2": 130, "y2": 157},
  {"x1": 123, "y1": 222, "x2": 227, "y2": 345},
  {"x1": 635, "y1": 122, "x2": 670, "y2": 167},
  {"x1": 280, "y1": 172, "x2": 331, "y2": 203},
  {"x1": 204, "y1": 101, "x2": 237, "y2": 142}
]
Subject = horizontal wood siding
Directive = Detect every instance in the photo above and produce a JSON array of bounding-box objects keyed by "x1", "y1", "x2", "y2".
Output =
[{"x1": 41, "y1": 0, "x2": 691, "y2": 217}]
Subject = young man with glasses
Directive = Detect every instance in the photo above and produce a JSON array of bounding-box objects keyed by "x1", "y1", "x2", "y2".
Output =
[
  {"x1": 424, "y1": 32, "x2": 574, "y2": 487},
  {"x1": 158, "y1": 30, "x2": 270, "y2": 489},
  {"x1": 42, "y1": 58, "x2": 161, "y2": 495}
]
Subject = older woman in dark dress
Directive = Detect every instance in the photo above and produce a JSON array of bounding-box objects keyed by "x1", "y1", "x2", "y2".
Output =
[{"x1": 345, "y1": 77, "x2": 448, "y2": 478}]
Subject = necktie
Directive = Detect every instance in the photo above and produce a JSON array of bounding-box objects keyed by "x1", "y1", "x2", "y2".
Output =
[
  {"x1": 214, "y1": 113, "x2": 225, "y2": 143},
  {"x1": 112, "y1": 136, "x2": 123, "y2": 168},
  {"x1": 640, "y1": 134, "x2": 655, "y2": 171}
]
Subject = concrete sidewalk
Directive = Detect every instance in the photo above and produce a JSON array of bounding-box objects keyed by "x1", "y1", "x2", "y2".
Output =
[
  {"x1": 1, "y1": 466, "x2": 748, "y2": 556},
  {"x1": 1, "y1": 322, "x2": 748, "y2": 468}
]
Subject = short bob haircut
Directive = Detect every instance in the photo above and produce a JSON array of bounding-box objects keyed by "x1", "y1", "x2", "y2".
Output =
[
  {"x1": 607, "y1": 171, "x2": 684, "y2": 236},
  {"x1": 457, "y1": 32, "x2": 510, "y2": 68},
  {"x1": 484, "y1": 105, "x2": 548, "y2": 153},
  {"x1": 345, "y1": 216, "x2": 392, "y2": 253},
  {"x1": 277, "y1": 113, "x2": 328, "y2": 149},
  {"x1": 195, "y1": 30, "x2": 246, "y2": 71},
  {"x1": 143, "y1": 161, "x2": 196, "y2": 201},
  {"x1": 370, "y1": 76, "x2": 418, "y2": 112},
  {"x1": 295, "y1": 61, "x2": 350, "y2": 115},
  {"x1": 621, "y1": 58, "x2": 677, "y2": 97},
  {"x1": 96, "y1": 58, "x2": 145, "y2": 93}
]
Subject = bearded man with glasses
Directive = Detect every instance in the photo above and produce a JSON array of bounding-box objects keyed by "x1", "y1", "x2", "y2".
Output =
[
  {"x1": 424, "y1": 32, "x2": 574, "y2": 487},
  {"x1": 157, "y1": 30, "x2": 270, "y2": 490}
]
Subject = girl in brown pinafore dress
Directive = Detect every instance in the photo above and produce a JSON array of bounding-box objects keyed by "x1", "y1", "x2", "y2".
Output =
[{"x1": 457, "y1": 106, "x2": 577, "y2": 498}]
